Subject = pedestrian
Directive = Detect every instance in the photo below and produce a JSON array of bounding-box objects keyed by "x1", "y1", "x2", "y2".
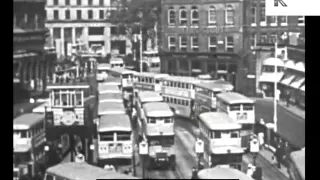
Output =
[
  {"x1": 191, "y1": 167, "x2": 198, "y2": 179},
  {"x1": 258, "y1": 132, "x2": 264, "y2": 149},
  {"x1": 252, "y1": 166, "x2": 263, "y2": 180},
  {"x1": 286, "y1": 91, "x2": 290, "y2": 107},
  {"x1": 246, "y1": 164, "x2": 255, "y2": 177},
  {"x1": 275, "y1": 144, "x2": 282, "y2": 168}
]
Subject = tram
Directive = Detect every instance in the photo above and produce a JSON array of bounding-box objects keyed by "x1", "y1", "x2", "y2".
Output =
[
  {"x1": 216, "y1": 92, "x2": 255, "y2": 150},
  {"x1": 197, "y1": 112, "x2": 243, "y2": 170},
  {"x1": 14, "y1": 113, "x2": 46, "y2": 179}
]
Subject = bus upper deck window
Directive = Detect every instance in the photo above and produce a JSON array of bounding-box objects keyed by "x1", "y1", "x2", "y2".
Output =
[
  {"x1": 231, "y1": 131, "x2": 239, "y2": 138},
  {"x1": 186, "y1": 84, "x2": 190, "y2": 89},
  {"x1": 148, "y1": 117, "x2": 156, "y2": 124},
  {"x1": 155, "y1": 79, "x2": 160, "y2": 84},
  {"x1": 76, "y1": 91, "x2": 83, "y2": 105},
  {"x1": 213, "y1": 131, "x2": 221, "y2": 139}
]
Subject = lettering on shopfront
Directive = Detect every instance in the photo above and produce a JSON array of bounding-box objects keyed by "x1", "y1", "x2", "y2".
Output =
[{"x1": 14, "y1": 35, "x2": 44, "y2": 42}]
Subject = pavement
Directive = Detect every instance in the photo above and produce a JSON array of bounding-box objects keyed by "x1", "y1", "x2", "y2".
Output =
[
  {"x1": 254, "y1": 98, "x2": 305, "y2": 149},
  {"x1": 175, "y1": 117, "x2": 289, "y2": 180}
]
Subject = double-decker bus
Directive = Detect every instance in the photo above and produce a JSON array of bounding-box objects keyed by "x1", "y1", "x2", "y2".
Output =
[
  {"x1": 44, "y1": 162, "x2": 140, "y2": 180},
  {"x1": 197, "y1": 112, "x2": 243, "y2": 170},
  {"x1": 161, "y1": 76, "x2": 200, "y2": 118},
  {"x1": 139, "y1": 102, "x2": 176, "y2": 170},
  {"x1": 197, "y1": 166, "x2": 254, "y2": 180},
  {"x1": 96, "y1": 63, "x2": 111, "y2": 82},
  {"x1": 142, "y1": 50, "x2": 160, "y2": 73},
  {"x1": 96, "y1": 114, "x2": 132, "y2": 168},
  {"x1": 134, "y1": 91, "x2": 163, "y2": 123},
  {"x1": 14, "y1": 113, "x2": 46, "y2": 179},
  {"x1": 110, "y1": 57, "x2": 124, "y2": 68},
  {"x1": 108, "y1": 67, "x2": 137, "y2": 91},
  {"x1": 194, "y1": 80, "x2": 234, "y2": 117},
  {"x1": 133, "y1": 72, "x2": 169, "y2": 94},
  {"x1": 98, "y1": 102, "x2": 126, "y2": 116},
  {"x1": 288, "y1": 148, "x2": 305, "y2": 180},
  {"x1": 216, "y1": 92, "x2": 255, "y2": 150}
]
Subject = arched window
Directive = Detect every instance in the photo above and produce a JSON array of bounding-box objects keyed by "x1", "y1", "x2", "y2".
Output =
[
  {"x1": 208, "y1": 6, "x2": 216, "y2": 25},
  {"x1": 191, "y1": 6, "x2": 199, "y2": 26},
  {"x1": 179, "y1": 6, "x2": 187, "y2": 25},
  {"x1": 168, "y1": 7, "x2": 175, "y2": 25},
  {"x1": 225, "y1": 5, "x2": 235, "y2": 25}
]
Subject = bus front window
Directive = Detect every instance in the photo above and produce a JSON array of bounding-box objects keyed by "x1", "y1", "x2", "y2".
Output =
[
  {"x1": 243, "y1": 103, "x2": 254, "y2": 111},
  {"x1": 14, "y1": 130, "x2": 28, "y2": 138},
  {"x1": 230, "y1": 104, "x2": 241, "y2": 111}
]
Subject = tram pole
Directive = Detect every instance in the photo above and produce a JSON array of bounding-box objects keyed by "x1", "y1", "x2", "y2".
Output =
[
  {"x1": 139, "y1": 25, "x2": 143, "y2": 73},
  {"x1": 273, "y1": 38, "x2": 278, "y2": 133}
]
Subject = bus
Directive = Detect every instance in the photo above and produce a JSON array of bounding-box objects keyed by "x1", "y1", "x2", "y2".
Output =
[
  {"x1": 139, "y1": 102, "x2": 176, "y2": 170},
  {"x1": 288, "y1": 149, "x2": 305, "y2": 180},
  {"x1": 197, "y1": 112, "x2": 243, "y2": 170},
  {"x1": 98, "y1": 83, "x2": 121, "y2": 94},
  {"x1": 194, "y1": 80, "x2": 234, "y2": 117},
  {"x1": 99, "y1": 92, "x2": 123, "y2": 103},
  {"x1": 216, "y1": 92, "x2": 255, "y2": 150},
  {"x1": 197, "y1": 166, "x2": 254, "y2": 180},
  {"x1": 142, "y1": 50, "x2": 160, "y2": 73},
  {"x1": 108, "y1": 67, "x2": 137, "y2": 90},
  {"x1": 162, "y1": 76, "x2": 200, "y2": 118},
  {"x1": 98, "y1": 102, "x2": 126, "y2": 116},
  {"x1": 133, "y1": 72, "x2": 169, "y2": 93},
  {"x1": 14, "y1": 113, "x2": 46, "y2": 179},
  {"x1": 96, "y1": 63, "x2": 111, "y2": 82},
  {"x1": 96, "y1": 114, "x2": 132, "y2": 169},
  {"x1": 44, "y1": 162, "x2": 140, "y2": 180},
  {"x1": 110, "y1": 57, "x2": 124, "y2": 68}
]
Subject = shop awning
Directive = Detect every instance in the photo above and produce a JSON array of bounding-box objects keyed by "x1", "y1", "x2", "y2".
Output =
[
  {"x1": 13, "y1": 52, "x2": 38, "y2": 59},
  {"x1": 280, "y1": 74, "x2": 295, "y2": 86},
  {"x1": 290, "y1": 77, "x2": 305, "y2": 89},
  {"x1": 259, "y1": 73, "x2": 283, "y2": 83}
]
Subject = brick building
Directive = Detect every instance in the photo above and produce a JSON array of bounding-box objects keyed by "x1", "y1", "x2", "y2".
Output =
[
  {"x1": 238, "y1": 0, "x2": 305, "y2": 96},
  {"x1": 45, "y1": 0, "x2": 132, "y2": 58},
  {"x1": 160, "y1": 0, "x2": 247, "y2": 89},
  {"x1": 14, "y1": 0, "x2": 53, "y2": 102}
]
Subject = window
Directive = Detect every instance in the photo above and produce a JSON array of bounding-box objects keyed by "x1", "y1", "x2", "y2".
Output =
[
  {"x1": 99, "y1": 10, "x2": 105, "y2": 19},
  {"x1": 243, "y1": 104, "x2": 254, "y2": 111},
  {"x1": 53, "y1": 10, "x2": 59, "y2": 20},
  {"x1": 65, "y1": 10, "x2": 70, "y2": 20},
  {"x1": 279, "y1": 16, "x2": 287, "y2": 25},
  {"x1": 231, "y1": 131, "x2": 239, "y2": 138},
  {"x1": 88, "y1": 10, "x2": 93, "y2": 19},
  {"x1": 117, "y1": 132, "x2": 131, "y2": 141},
  {"x1": 251, "y1": 33, "x2": 256, "y2": 47},
  {"x1": 168, "y1": 7, "x2": 175, "y2": 25},
  {"x1": 54, "y1": 0, "x2": 58, "y2": 5},
  {"x1": 88, "y1": 0, "x2": 93, "y2": 5},
  {"x1": 148, "y1": 117, "x2": 156, "y2": 124},
  {"x1": 270, "y1": 16, "x2": 277, "y2": 25},
  {"x1": 298, "y1": 16, "x2": 305, "y2": 26},
  {"x1": 65, "y1": 0, "x2": 70, "y2": 5},
  {"x1": 214, "y1": 131, "x2": 221, "y2": 139},
  {"x1": 77, "y1": 0, "x2": 81, "y2": 5},
  {"x1": 230, "y1": 104, "x2": 241, "y2": 111},
  {"x1": 260, "y1": 33, "x2": 267, "y2": 44},
  {"x1": 77, "y1": 10, "x2": 82, "y2": 19},
  {"x1": 191, "y1": 6, "x2": 199, "y2": 26},
  {"x1": 179, "y1": 7, "x2": 187, "y2": 25},
  {"x1": 209, "y1": 36, "x2": 217, "y2": 52},
  {"x1": 208, "y1": 6, "x2": 216, "y2": 25},
  {"x1": 251, "y1": 5, "x2": 256, "y2": 25},
  {"x1": 168, "y1": 36, "x2": 176, "y2": 51},
  {"x1": 269, "y1": 33, "x2": 277, "y2": 44},
  {"x1": 99, "y1": 132, "x2": 114, "y2": 141},
  {"x1": 225, "y1": 36, "x2": 234, "y2": 53},
  {"x1": 262, "y1": 65, "x2": 275, "y2": 72},
  {"x1": 53, "y1": 27, "x2": 61, "y2": 39},
  {"x1": 260, "y1": 3, "x2": 266, "y2": 24},
  {"x1": 225, "y1": 5, "x2": 234, "y2": 25},
  {"x1": 191, "y1": 36, "x2": 199, "y2": 52},
  {"x1": 100, "y1": 0, "x2": 104, "y2": 6},
  {"x1": 179, "y1": 36, "x2": 187, "y2": 52}
]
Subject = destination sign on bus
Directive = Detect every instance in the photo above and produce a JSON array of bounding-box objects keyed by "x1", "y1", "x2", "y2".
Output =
[
  {"x1": 134, "y1": 83, "x2": 154, "y2": 91},
  {"x1": 108, "y1": 143, "x2": 122, "y2": 153},
  {"x1": 164, "y1": 88, "x2": 190, "y2": 98},
  {"x1": 236, "y1": 112, "x2": 247, "y2": 121}
]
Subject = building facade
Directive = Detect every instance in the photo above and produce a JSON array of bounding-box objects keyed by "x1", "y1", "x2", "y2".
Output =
[
  {"x1": 160, "y1": 0, "x2": 246, "y2": 89},
  {"x1": 45, "y1": 0, "x2": 132, "y2": 58},
  {"x1": 238, "y1": 0, "x2": 305, "y2": 96},
  {"x1": 14, "y1": 0, "x2": 53, "y2": 102}
]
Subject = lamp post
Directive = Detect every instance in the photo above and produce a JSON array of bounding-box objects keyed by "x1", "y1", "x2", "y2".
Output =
[{"x1": 139, "y1": 140, "x2": 148, "y2": 179}]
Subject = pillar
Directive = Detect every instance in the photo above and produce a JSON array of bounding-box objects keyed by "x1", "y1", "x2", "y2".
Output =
[
  {"x1": 61, "y1": 28, "x2": 65, "y2": 57},
  {"x1": 72, "y1": 27, "x2": 76, "y2": 44},
  {"x1": 22, "y1": 60, "x2": 28, "y2": 84},
  {"x1": 104, "y1": 26, "x2": 110, "y2": 54},
  {"x1": 29, "y1": 57, "x2": 34, "y2": 90},
  {"x1": 214, "y1": 61, "x2": 219, "y2": 79},
  {"x1": 35, "y1": 56, "x2": 40, "y2": 91},
  {"x1": 202, "y1": 60, "x2": 208, "y2": 74},
  {"x1": 188, "y1": 60, "x2": 192, "y2": 76},
  {"x1": 226, "y1": 63, "x2": 230, "y2": 81},
  {"x1": 50, "y1": 28, "x2": 54, "y2": 46},
  {"x1": 176, "y1": 59, "x2": 180, "y2": 75}
]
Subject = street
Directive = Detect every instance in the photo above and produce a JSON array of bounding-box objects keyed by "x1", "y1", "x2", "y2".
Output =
[
  {"x1": 174, "y1": 116, "x2": 289, "y2": 180},
  {"x1": 255, "y1": 99, "x2": 305, "y2": 148}
]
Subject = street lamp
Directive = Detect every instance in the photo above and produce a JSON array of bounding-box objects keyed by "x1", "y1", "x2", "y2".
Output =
[{"x1": 139, "y1": 140, "x2": 148, "y2": 179}]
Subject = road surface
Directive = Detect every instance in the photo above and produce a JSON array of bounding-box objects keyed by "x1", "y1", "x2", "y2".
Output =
[
  {"x1": 255, "y1": 99, "x2": 305, "y2": 148},
  {"x1": 175, "y1": 116, "x2": 289, "y2": 180}
]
